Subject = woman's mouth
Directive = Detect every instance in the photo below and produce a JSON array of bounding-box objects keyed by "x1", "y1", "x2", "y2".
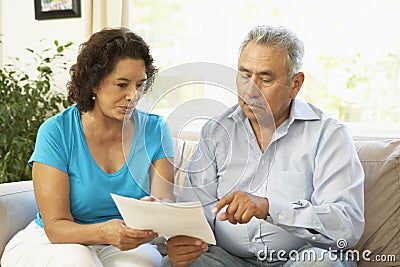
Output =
[{"x1": 120, "y1": 106, "x2": 135, "y2": 113}]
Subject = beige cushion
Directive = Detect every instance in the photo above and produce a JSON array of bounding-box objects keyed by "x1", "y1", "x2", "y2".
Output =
[
  {"x1": 354, "y1": 140, "x2": 400, "y2": 267},
  {"x1": 173, "y1": 139, "x2": 198, "y2": 197}
]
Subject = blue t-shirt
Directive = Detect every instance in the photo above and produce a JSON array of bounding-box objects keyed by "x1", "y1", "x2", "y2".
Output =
[{"x1": 29, "y1": 105, "x2": 174, "y2": 227}]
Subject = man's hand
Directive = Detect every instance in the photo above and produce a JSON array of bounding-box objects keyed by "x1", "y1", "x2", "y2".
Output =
[
  {"x1": 166, "y1": 236, "x2": 208, "y2": 267},
  {"x1": 212, "y1": 191, "x2": 269, "y2": 224}
]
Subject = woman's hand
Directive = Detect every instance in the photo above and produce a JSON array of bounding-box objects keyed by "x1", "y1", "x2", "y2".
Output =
[
  {"x1": 102, "y1": 219, "x2": 157, "y2": 251},
  {"x1": 140, "y1": 195, "x2": 174, "y2": 203},
  {"x1": 140, "y1": 196, "x2": 158, "y2": 202}
]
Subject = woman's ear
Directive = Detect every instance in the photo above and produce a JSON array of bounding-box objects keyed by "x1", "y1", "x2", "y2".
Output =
[{"x1": 290, "y1": 72, "x2": 305, "y2": 99}]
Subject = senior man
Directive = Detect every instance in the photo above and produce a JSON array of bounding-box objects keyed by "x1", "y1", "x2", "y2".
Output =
[{"x1": 162, "y1": 25, "x2": 364, "y2": 267}]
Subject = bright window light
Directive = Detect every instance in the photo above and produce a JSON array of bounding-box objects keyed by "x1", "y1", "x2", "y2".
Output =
[{"x1": 133, "y1": 0, "x2": 400, "y2": 137}]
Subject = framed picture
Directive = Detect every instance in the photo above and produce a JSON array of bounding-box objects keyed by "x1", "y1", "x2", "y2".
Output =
[{"x1": 34, "y1": 0, "x2": 81, "y2": 20}]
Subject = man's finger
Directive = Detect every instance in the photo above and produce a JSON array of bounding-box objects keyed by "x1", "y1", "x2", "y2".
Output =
[
  {"x1": 240, "y1": 209, "x2": 254, "y2": 224},
  {"x1": 217, "y1": 211, "x2": 229, "y2": 221},
  {"x1": 167, "y1": 235, "x2": 203, "y2": 247},
  {"x1": 212, "y1": 193, "x2": 234, "y2": 214},
  {"x1": 172, "y1": 248, "x2": 207, "y2": 267}
]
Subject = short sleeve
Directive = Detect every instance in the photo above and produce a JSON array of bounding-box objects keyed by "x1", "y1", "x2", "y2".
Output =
[
  {"x1": 152, "y1": 117, "x2": 174, "y2": 162},
  {"x1": 28, "y1": 117, "x2": 68, "y2": 173}
]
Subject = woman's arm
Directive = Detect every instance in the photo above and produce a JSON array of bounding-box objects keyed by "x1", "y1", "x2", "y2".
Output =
[
  {"x1": 33, "y1": 162, "x2": 157, "y2": 250},
  {"x1": 149, "y1": 157, "x2": 175, "y2": 202}
]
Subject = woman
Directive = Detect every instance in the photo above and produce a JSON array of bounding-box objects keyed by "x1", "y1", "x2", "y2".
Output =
[{"x1": 1, "y1": 28, "x2": 174, "y2": 267}]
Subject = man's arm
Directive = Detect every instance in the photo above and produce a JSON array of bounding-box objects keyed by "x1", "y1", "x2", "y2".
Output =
[
  {"x1": 267, "y1": 124, "x2": 364, "y2": 249},
  {"x1": 212, "y1": 123, "x2": 364, "y2": 250}
]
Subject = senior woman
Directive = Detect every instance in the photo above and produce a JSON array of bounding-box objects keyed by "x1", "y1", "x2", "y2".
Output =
[{"x1": 1, "y1": 28, "x2": 174, "y2": 267}]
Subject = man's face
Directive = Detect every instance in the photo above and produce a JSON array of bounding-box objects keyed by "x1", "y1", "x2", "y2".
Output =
[{"x1": 236, "y1": 41, "x2": 302, "y2": 128}]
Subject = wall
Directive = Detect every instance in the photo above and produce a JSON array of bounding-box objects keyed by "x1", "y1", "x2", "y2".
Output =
[{"x1": 0, "y1": 0, "x2": 91, "y2": 92}]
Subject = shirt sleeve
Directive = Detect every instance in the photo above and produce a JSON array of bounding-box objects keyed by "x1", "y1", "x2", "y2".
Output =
[
  {"x1": 28, "y1": 117, "x2": 68, "y2": 173},
  {"x1": 152, "y1": 117, "x2": 174, "y2": 162},
  {"x1": 177, "y1": 121, "x2": 218, "y2": 231},
  {"x1": 267, "y1": 123, "x2": 365, "y2": 250}
]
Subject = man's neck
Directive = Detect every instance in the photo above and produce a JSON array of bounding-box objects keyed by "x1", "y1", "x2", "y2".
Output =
[{"x1": 249, "y1": 120, "x2": 275, "y2": 152}]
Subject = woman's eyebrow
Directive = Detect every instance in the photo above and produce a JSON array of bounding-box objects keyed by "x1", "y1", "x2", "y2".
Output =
[{"x1": 116, "y1": 77, "x2": 147, "y2": 82}]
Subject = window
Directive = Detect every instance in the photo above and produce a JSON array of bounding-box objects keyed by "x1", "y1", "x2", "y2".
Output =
[{"x1": 133, "y1": 0, "x2": 400, "y2": 138}]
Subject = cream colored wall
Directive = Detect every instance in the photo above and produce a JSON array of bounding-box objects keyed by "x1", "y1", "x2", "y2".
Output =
[{"x1": 0, "y1": 0, "x2": 91, "y2": 92}]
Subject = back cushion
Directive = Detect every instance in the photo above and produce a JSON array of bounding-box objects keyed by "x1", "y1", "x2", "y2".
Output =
[
  {"x1": 173, "y1": 139, "x2": 198, "y2": 197},
  {"x1": 354, "y1": 140, "x2": 400, "y2": 266}
]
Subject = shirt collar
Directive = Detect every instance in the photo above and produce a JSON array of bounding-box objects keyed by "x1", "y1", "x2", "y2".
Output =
[
  {"x1": 227, "y1": 98, "x2": 320, "y2": 124},
  {"x1": 228, "y1": 104, "x2": 247, "y2": 123},
  {"x1": 289, "y1": 98, "x2": 320, "y2": 122}
]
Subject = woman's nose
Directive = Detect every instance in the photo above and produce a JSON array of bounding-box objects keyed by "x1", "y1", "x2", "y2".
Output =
[{"x1": 126, "y1": 86, "x2": 136, "y2": 101}]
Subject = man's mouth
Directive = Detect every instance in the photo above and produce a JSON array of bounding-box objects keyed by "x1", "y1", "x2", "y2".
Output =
[{"x1": 242, "y1": 98, "x2": 266, "y2": 109}]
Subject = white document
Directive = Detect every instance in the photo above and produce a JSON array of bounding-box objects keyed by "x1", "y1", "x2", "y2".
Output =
[{"x1": 110, "y1": 193, "x2": 216, "y2": 245}]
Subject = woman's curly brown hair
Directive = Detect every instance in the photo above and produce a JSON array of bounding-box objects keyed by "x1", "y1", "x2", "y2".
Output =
[{"x1": 67, "y1": 27, "x2": 157, "y2": 112}]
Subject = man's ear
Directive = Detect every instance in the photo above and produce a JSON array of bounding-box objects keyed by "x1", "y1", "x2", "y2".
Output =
[{"x1": 290, "y1": 72, "x2": 305, "y2": 99}]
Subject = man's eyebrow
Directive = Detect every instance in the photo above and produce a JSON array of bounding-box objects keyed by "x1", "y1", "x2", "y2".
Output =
[
  {"x1": 238, "y1": 66, "x2": 250, "y2": 73},
  {"x1": 258, "y1": 71, "x2": 274, "y2": 77},
  {"x1": 238, "y1": 66, "x2": 274, "y2": 77}
]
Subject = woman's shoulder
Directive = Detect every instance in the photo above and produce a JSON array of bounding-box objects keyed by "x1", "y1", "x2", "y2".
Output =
[
  {"x1": 135, "y1": 109, "x2": 166, "y2": 125},
  {"x1": 39, "y1": 105, "x2": 78, "y2": 132}
]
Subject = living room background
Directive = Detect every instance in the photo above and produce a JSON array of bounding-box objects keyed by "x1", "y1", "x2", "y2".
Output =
[{"x1": 1, "y1": 0, "x2": 399, "y2": 137}]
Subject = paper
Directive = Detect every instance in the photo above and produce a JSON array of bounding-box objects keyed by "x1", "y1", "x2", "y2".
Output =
[{"x1": 110, "y1": 193, "x2": 216, "y2": 245}]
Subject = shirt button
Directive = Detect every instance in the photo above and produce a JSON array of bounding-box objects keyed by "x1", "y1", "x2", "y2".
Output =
[
  {"x1": 261, "y1": 160, "x2": 266, "y2": 165},
  {"x1": 251, "y1": 238, "x2": 256, "y2": 243},
  {"x1": 311, "y1": 236, "x2": 316, "y2": 240},
  {"x1": 272, "y1": 221, "x2": 278, "y2": 225},
  {"x1": 278, "y1": 214, "x2": 284, "y2": 220}
]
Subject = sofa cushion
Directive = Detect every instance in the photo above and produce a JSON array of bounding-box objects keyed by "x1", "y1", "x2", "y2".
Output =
[
  {"x1": 0, "y1": 180, "x2": 38, "y2": 260},
  {"x1": 173, "y1": 139, "x2": 199, "y2": 197},
  {"x1": 354, "y1": 140, "x2": 400, "y2": 266}
]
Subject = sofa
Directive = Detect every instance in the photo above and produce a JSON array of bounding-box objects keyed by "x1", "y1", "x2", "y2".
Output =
[{"x1": 1, "y1": 137, "x2": 399, "y2": 267}]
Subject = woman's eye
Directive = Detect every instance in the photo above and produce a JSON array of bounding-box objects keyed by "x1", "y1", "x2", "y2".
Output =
[
  {"x1": 117, "y1": 83, "x2": 128, "y2": 88},
  {"x1": 137, "y1": 83, "x2": 144, "y2": 89}
]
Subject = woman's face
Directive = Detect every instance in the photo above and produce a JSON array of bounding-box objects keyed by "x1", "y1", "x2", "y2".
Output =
[{"x1": 93, "y1": 58, "x2": 147, "y2": 121}]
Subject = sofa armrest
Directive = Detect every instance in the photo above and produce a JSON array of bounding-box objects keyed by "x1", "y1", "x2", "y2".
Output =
[{"x1": 0, "y1": 180, "x2": 38, "y2": 260}]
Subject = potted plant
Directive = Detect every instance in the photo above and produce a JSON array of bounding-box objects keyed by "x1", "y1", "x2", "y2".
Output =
[{"x1": 0, "y1": 40, "x2": 72, "y2": 183}]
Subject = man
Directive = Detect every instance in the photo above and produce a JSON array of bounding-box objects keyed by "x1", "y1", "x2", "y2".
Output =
[{"x1": 162, "y1": 25, "x2": 364, "y2": 267}]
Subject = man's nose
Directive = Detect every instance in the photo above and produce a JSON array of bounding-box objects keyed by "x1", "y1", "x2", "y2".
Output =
[{"x1": 246, "y1": 75, "x2": 261, "y2": 97}]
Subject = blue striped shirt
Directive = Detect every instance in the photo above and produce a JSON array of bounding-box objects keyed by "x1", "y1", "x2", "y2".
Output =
[{"x1": 179, "y1": 98, "x2": 364, "y2": 260}]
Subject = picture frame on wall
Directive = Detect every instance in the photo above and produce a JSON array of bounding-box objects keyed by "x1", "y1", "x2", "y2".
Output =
[{"x1": 34, "y1": 0, "x2": 81, "y2": 20}]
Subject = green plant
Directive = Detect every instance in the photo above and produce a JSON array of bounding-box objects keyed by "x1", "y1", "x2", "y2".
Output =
[{"x1": 0, "y1": 40, "x2": 71, "y2": 183}]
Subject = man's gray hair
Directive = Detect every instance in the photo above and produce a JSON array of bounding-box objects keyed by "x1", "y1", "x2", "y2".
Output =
[{"x1": 239, "y1": 25, "x2": 305, "y2": 82}]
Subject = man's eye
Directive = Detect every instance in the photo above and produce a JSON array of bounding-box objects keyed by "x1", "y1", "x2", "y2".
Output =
[
  {"x1": 261, "y1": 79, "x2": 271, "y2": 83},
  {"x1": 240, "y1": 74, "x2": 250, "y2": 81}
]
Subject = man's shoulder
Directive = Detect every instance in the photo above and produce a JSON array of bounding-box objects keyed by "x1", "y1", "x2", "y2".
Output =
[
  {"x1": 295, "y1": 99, "x2": 343, "y2": 124},
  {"x1": 295, "y1": 100, "x2": 351, "y2": 141},
  {"x1": 198, "y1": 104, "x2": 240, "y2": 140},
  {"x1": 203, "y1": 104, "x2": 239, "y2": 127}
]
